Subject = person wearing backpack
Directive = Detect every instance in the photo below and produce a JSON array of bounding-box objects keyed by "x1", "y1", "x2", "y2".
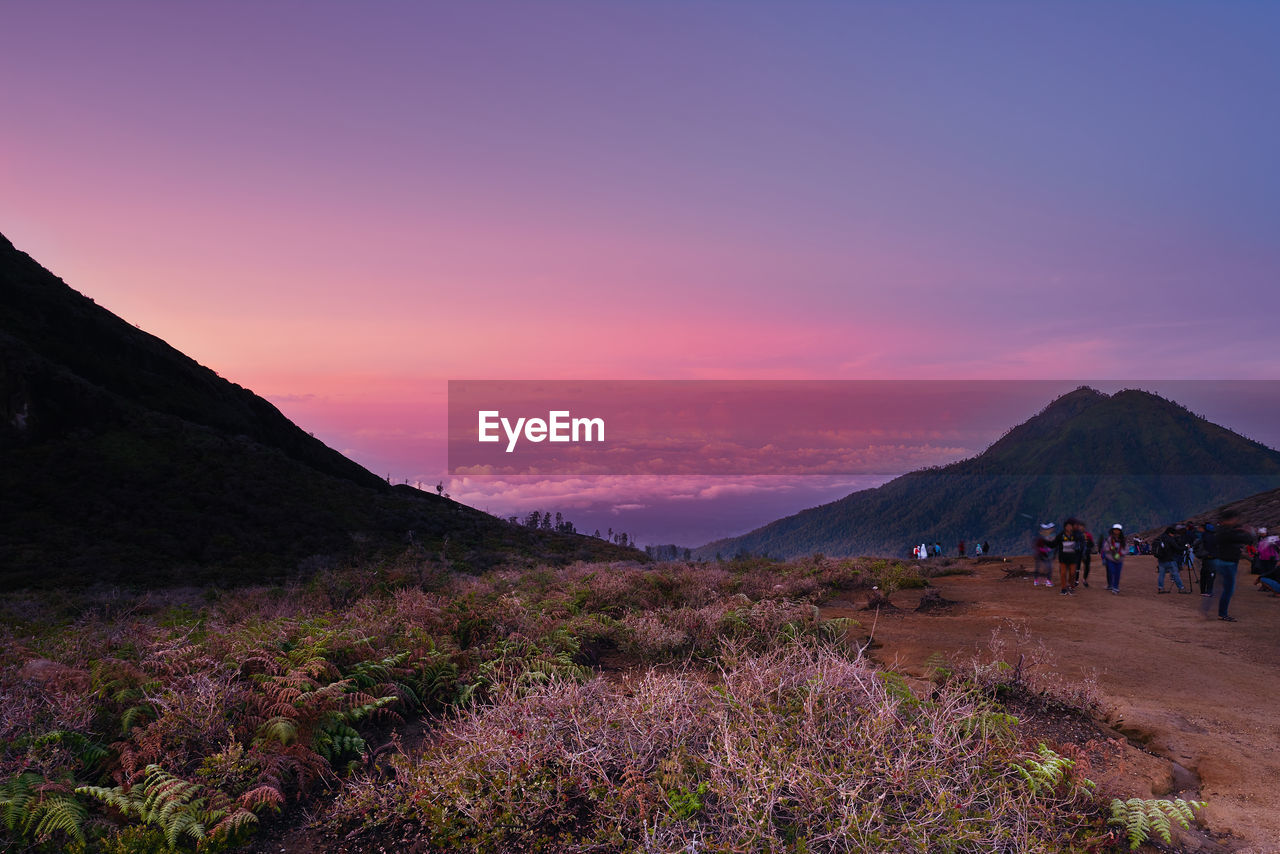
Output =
[
  {"x1": 1154, "y1": 526, "x2": 1188, "y2": 594},
  {"x1": 1101, "y1": 524, "x2": 1126, "y2": 594},
  {"x1": 1196, "y1": 523, "x2": 1217, "y2": 597},
  {"x1": 1053, "y1": 518, "x2": 1085, "y2": 595},
  {"x1": 1199, "y1": 509, "x2": 1256, "y2": 622}
]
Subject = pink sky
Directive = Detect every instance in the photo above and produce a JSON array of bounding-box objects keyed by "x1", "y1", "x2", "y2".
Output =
[{"x1": 4, "y1": 3, "x2": 1279, "y2": 544}]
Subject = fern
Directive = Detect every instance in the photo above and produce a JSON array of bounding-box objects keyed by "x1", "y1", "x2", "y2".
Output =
[
  {"x1": 1013, "y1": 743, "x2": 1095, "y2": 797},
  {"x1": 0, "y1": 772, "x2": 88, "y2": 845},
  {"x1": 78, "y1": 764, "x2": 258, "y2": 850},
  {"x1": 1109, "y1": 797, "x2": 1205, "y2": 850}
]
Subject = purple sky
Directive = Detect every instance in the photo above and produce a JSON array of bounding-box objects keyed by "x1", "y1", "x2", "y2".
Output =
[{"x1": 3, "y1": 3, "x2": 1278, "y2": 545}]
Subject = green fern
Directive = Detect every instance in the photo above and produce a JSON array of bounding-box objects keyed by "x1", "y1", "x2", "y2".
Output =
[
  {"x1": 78, "y1": 764, "x2": 258, "y2": 850},
  {"x1": 1109, "y1": 797, "x2": 1204, "y2": 850},
  {"x1": 0, "y1": 772, "x2": 88, "y2": 845},
  {"x1": 0, "y1": 773, "x2": 86, "y2": 844},
  {"x1": 1013, "y1": 743, "x2": 1095, "y2": 797}
]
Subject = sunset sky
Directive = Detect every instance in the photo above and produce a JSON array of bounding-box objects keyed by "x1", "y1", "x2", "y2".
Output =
[{"x1": 4, "y1": 3, "x2": 1279, "y2": 544}]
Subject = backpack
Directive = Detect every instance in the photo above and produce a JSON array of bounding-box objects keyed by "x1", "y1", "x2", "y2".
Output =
[{"x1": 1154, "y1": 535, "x2": 1178, "y2": 562}]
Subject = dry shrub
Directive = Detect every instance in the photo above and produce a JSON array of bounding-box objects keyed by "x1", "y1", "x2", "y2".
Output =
[{"x1": 332, "y1": 642, "x2": 1095, "y2": 853}]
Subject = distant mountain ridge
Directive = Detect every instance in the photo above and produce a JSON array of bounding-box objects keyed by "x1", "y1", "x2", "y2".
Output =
[
  {"x1": 0, "y1": 232, "x2": 638, "y2": 586},
  {"x1": 696, "y1": 387, "x2": 1280, "y2": 559}
]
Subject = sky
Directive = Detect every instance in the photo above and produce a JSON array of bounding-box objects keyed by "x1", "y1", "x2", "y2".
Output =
[{"x1": 4, "y1": 3, "x2": 1279, "y2": 545}]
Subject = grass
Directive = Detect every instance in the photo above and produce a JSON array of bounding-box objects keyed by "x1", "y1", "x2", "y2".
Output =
[{"x1": 1, "y1": 556, "x2": 1130, "y2": 852}]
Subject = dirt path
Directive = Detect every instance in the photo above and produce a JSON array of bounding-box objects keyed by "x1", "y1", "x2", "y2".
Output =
[{"x1": 831, "y1": 557, "x2": 1280, "y2": 854}]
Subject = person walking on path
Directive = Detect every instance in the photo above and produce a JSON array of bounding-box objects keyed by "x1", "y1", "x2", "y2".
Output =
[
  {"x1": 1079, "y1": 528, "x2": 1096, "y2": 587},
  {"x1": 1154, "y1": 526, "x2": 1189, "y2": 593},
  {"x1": 1197, "y1": 523, "x2": 1218, "y2": 597},
  {"x1": 1200, "y1": 509, "x2": 1255, "y2": 622},
  {"x1": 1033, "y1": 523, "x2": 1056, "y2": 587},
  {"x1": 1054, "y1": 518, "x2": 1085, "y2": 595},
  {"x1": 1101, "y1": 524, "x2": 1126, "y2": 594}
]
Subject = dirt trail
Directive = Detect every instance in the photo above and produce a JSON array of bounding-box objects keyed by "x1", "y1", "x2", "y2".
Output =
[{"x1": 832, "y1": 557, "x2": 1280, "y2": 854}]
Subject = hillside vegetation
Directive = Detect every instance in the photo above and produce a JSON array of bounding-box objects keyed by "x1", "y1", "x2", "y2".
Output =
[
  {"x1": 699, "y1": 387, "x2": 1280, "y2": 560},
  {"x1": 0, "y1": 233, "x2": 638, "y2": 585},
  {"x1": 1, "y1": 557, "x2": 1126, "y2": 853}
]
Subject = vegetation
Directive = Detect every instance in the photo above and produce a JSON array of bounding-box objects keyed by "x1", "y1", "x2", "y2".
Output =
[
  {"x1": 0, "y1": 554, "x2": 1177, "y2": 852},
  {"x1": 0, "y1": 232, "x2": 642, "y2": 587},
  {"x1": 1108, "y1": 798, "x2": 1205, "y2": 850}
]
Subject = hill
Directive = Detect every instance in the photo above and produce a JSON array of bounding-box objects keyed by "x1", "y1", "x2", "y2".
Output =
[
  {"x1": 0, "y1": 232, "x2": 639, "y2": 586},
  {"x1": 697, "y1": 387, "x2": 1280, "y2": 559},
  {"x1": 1139, "y1": 483, "x2": 1280, "y2": 541}
]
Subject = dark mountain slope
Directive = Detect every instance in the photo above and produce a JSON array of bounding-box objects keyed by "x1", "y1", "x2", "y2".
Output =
[
  {"x1": 697, "y1": 388, "x2": 1280, "y2": 559},
  {"x1": 0, "y1": 233, "x2": 638, "y2": 586}
]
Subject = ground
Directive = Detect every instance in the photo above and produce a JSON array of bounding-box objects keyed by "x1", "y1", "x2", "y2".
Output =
[{"x1": 826, "y1": 556, "x2": 1279, "y2": 854}]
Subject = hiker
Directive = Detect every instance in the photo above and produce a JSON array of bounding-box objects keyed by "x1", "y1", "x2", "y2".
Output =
[
  {"x1": 1257, "y1": 528, "x2": 1278, "y2": 579},
  {"x1": 1033, "y1": 523, "x2": 1056, "y2": 587},
  {"x1": 1153, "y1": 526, "x2": 1188, "y2": 593},
  {"x1": 1101, "y1": 524, "x2": 1126, "y2": 594},
  {"x1": 1080, "y1": 528, "x2": 1096, "y2": 588},
  {"x1": 982, "y1": 540, "x2": 991, "y2": 556},
  {"x1": 933, "y1": 541, "x2": 942, "y2": 558},
  {"x1": 1177, "y1": 524, "x2": 1195, "y2": 576},
  {"x1": 1255, "y1": 545, "x2": 1280, "y2": 596},
  {"x1": 1197, "y1": 523, "x2": 1218, "y2": 597},
  {"x1": 1200, "y1": 509, "x2": 1255, "y2": 623},
  {"x1": 1054, "y1": 518, "x2": 1085, "y2": 595},
  {"x1": 958, "y1": 540, "x2": 966, "y2": 557}
]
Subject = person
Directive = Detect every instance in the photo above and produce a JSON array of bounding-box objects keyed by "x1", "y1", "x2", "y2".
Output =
[
  {"x1": 1177, "y1": 524, "x2": 1196, "y2": 579},
  {"x1": 958, "y1": 539, "x2": 966, "y2": 557},
  {"x1": 1257, "y1": 527, "x2": 1278, "y2": 579},
  {"x1": 1079, "y1": 528, "x2": 1095, "y2": 587},
  {"x1": 1153, "y1": 525, "x2": 1188, "y2": 593},
  {"x1": 1101, "y1": 523, "x2": 1126, "y2": 594},
  {"x1": 982, "y1": 540, "x2": 991, "y2": 556},
  {"x1": 1200, "y1": 508, "x2": 1255, "y2": 623},
  {"x1": 1054, "y1": 518, "x2": 1085, "y2": 595},
  {"x1": 1197, "y1": 523, "x2": 1217, "y2": 597},
  {"x1": 933, "y1": 541, "x2": 942, "y2": 558},
  {"x1": 1033, "y1": 523, "x2": 1056, "y2": 587},
  {"x1": 1255, "y1": 553, "x2": 1280, "y2": 597},
  {"x1": 919, "y1": 542, "x2": 928, "y2": 561}
]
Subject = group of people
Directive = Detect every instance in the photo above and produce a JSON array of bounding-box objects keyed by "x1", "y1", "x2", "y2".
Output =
[
  {"x1": 1031, "y1": 509, "x2": 1272, "y2": 622},
  {"x1": 911, "y1": 540, "x2": 992, "y2": 560}
]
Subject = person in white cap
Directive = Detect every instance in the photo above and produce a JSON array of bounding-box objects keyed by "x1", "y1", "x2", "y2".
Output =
[{"x1": 1101, "y1": 523, "x2": 1126, "y2": 594}]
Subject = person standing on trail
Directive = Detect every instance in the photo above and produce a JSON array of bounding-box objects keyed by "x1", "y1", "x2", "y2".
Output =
[
  {"x1": 1033, "y1": 523, "x2": 1056, "y2": 587},
  {"x1": 1256, "y1": 528, "x2": 1277, "y2": 579},
  {"x1": 1101, "y1": 524, "x2": 1126, "y2": 594},
  {"x1": 1201, "y1": 509, "x2": 1255, "y2": 623},
  {"x1": 982, "y1": 540, "x2": 991, "y2": 556},
  {"x1": 1054, "y1": 518, "x2": 1085, "y2": 595},
  {"x1": 1197, "y1": 523, "x2": 1218, "y2": 598},
  {"x1": 958, "y1": 539, "x2": 966, "y2": 557},
  {"x1": 1153, "y1": 526, "x2": 1188, "y2": 594},
  {"x1": 1079, "y1": 527, "x2": 1096, "y2": 588}
]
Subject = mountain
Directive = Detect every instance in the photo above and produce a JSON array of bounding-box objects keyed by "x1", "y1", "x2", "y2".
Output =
[
  {"x1": 0, "y1": 232, "x2": 639, "y2": 586},
  {"x1": 696, "y1": 387, "x2": 1280, "y2": 559}
]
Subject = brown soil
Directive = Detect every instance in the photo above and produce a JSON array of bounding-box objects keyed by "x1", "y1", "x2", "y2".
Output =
[{"x1": 826, "y1": 557, "x2": 1280, "y2": 854}]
